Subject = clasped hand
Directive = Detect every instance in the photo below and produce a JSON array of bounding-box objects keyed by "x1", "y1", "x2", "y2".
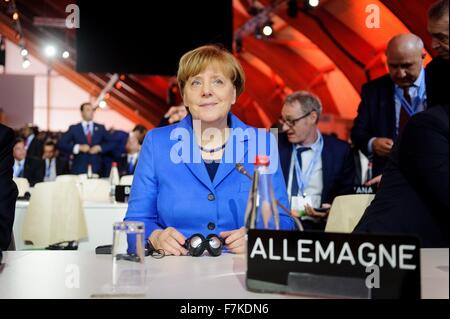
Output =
[{"x1": 149, "y1": 226, "x2": 247, "y2": 256}]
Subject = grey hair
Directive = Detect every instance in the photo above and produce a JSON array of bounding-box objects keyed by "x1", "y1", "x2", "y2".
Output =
[
  {"x1": 284, "y1": 91, "x2": 322, "y2": 122},
  {"x1": 428, "y1": 0, "x2": 449, "y2": 20}
]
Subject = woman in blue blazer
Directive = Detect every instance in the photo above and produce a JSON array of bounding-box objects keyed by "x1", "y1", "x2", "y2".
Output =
[{"x1": 125, "y1": 45, "x2": 295, "y2": 255}]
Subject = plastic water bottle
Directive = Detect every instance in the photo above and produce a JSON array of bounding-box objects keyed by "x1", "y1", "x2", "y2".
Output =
[
  {"x1": 244, "y1": 155, "x2": 280, "y2": 230},
  {"x1": 109, "y1": 162, "x2": 120, "y2": 200},
  {"x1": 87, "y1": 164, "x2": 93, "y2": 179}
]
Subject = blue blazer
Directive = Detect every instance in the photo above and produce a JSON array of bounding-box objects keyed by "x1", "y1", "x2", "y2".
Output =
[
  {"x1": 278, "y1": 133, "x2": 355, "y2": 205},
  {"x1": 125, "y1": 113, "x2": 295, "y2": 240},
  {"x1": 57, "y1": 122, "x2": 114, "y2": 175}
]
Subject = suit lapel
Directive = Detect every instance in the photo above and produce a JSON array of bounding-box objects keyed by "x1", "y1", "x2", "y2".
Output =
[
  {"x1": 384, "y1": 78, "x2": 396, "y2": 138},
  {"x1": 321, "y1": 137, "x2": 332, "y2": 203},
  {"x1": 77, "y1": 123, "x2": 88, "y2": 144},
  {"x1": 278, "y1": 133, "x2": 292, "y2": 183},
  {"x1": 92, "y1": 123, "x2": 99, "y2": 144}
]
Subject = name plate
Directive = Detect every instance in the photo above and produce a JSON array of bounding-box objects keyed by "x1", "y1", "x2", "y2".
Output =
[
  {"x1": 353, "y1": 184, "x2": 377, "y2": 194},
  {"x1": 115, "y1": 185, "x2": 131, "y2": 203},
  {"x1": 246, "y1": 230, "x2": 421, "y2": 299}
]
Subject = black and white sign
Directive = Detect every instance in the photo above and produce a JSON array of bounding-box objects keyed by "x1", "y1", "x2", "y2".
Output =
[{"x1": 246, "y1": 230, "x2": 421, "y2": 299}]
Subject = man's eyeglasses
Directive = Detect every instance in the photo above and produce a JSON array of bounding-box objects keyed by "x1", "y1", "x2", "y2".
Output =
[{"x1": 279, "y1": 111, "x2": 312, "y2": 128}]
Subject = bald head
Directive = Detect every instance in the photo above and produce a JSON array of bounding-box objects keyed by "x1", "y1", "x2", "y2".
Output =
[
  {"x1": 387, "y1": 34, "x2": 424, "y2": 56},
  {"x1": 386, "y1": 34, "x2": 426, "y2": 88}
]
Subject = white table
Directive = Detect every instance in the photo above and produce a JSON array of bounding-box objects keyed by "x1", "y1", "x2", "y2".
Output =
[
  {"x1": 13, "y1": 200, "x2": 128, "y2": 251},
  {"x1": 0, "y1": 249, "x2": 447, "y2": 299}
]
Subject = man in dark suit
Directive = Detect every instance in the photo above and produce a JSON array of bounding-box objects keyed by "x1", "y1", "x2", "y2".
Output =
[
  {"x1": 426, "y1": 0, "x2": 449, "y2": 107},
  {"x1": 0, "y1": 124, "x2": 18, "y2": 251},
  {"x1": 13, "y1": 138, "x2": 42, "y2": 187},
  {"x1": 278, "y1": 91, "x2": 355, "y2": 230},
  {"x1": 103, "y1": 128, "x2": 129, "y2": 177},
  {"x1": 118, "y1": 132, "x2": 141, "y2": 177},
  {"x1": 39, "y1": 140, "x2": 70, "y2": 182},
  {"x1": 351, "y1": 34, "x2": 428, "y2": 178},
  {"x1": 354, "y1": 105, "x2": 449, "y2": 248},
  {"x1": 57, "y1": 102, "x2": 114, "y2": 176},
  {"x1": 20, "y1": 123, "x2": 43, "y2": 160}
]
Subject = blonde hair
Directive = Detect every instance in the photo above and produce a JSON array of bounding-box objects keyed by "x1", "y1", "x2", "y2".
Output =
[{"x1": 177, "y1": 45, "x2": 245, "y2": 97}]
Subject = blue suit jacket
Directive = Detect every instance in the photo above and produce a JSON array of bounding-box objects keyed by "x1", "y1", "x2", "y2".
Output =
[
  {"x1": 278, "y1": 133, "x2": 355, "y2": 205},
  {"x1": 57, "y1": 122, "x2": 114, "y2": 175},
  {"x1": 125, "y1": 113, "x2": 295, "y2": 240}
]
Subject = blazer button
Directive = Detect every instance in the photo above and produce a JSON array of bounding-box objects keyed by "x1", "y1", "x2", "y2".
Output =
[
  {"x1": 207, "y1": 193, "x2": 215, "y2": 201},
  {"x1": 208, "y1": 222, "x2": 216, "y2": 230}
]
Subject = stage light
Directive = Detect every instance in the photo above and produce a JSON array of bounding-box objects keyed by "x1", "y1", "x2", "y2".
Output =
[
  {"x1": 262, "y1": 25, "x2": 273, "y2": 36},
  {"x1": 20, "y1": 48, "x2": 28, "y2": 56},
  {"x1": 12, "y1": 12, "x2": 19, "y2": 20},
  {"x1": 98, "y1": 100, "x2": 107, "y2": 109},
  {"x1": 309, "y1": 0, "x2": 320, "y2": 7},
  {"x1": 44, "y1": 45, "x2": 56, "y2": 57},
  {"x1": 22, "y1": 58, "x2": 30, "y2": 69},
  {"x1": 62, "y1": 50, "x2": 70, "y2": 59}
]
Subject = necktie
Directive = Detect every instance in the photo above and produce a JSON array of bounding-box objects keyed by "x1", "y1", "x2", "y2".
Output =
[
  {"x1": 291, "y1": 147, "x2": 311, "y2": 196},
  {"x1": 45, "y1": 159, "x2": 51, "y2": 178},
  {"x1": 128, "y1": 157, "x2": 135, "y2": 174},
  {"x1": 399, "y1": 87, "x2": 412, "y2": 135},
  {"x1": 16, "y1": 161, "x2": 24, "y2": 177},
  {"x1": 86, "y1": 124, "x2": 92, "y2": 145}
]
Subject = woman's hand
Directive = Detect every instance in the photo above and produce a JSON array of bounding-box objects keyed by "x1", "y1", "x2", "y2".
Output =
[
  {"x1": 220, "y1": 227, "x2": 247, "y2": 254},
  {"x1": 149, "y1": 227, "x2": 188, "y2": 256}
]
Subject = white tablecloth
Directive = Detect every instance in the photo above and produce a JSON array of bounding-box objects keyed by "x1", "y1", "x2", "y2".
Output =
[
  {"x1": 0, "y1": 249, "x2": 447, "y2": 299},
  {"x1": 13, "y1": 200, "x2": 128, "y2": 251}
]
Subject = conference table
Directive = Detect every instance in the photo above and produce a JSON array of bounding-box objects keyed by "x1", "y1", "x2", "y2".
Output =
[
  {"x1": 13, "y1": 200, "x2": 127, "y2": 251},
  {"x1": 0, "y1": 249, "x2": 447, "y2": 299}
]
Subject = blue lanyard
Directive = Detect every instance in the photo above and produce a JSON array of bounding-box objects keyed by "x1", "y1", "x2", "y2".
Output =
[
  {"x1": 293, "y1": 134, "x2": 323, "y2": 196},
  {"x1": 395, "y1": 81, "x2": 426, "y2": 117}
]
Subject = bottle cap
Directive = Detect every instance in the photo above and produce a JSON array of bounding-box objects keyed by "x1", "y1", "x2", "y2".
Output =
[
  {"x1": 112, "y1": 162, "x2": 118, "y2": 167},
  {"x1": 255, "y1": 155, "x2": 270, "y2": 166}
]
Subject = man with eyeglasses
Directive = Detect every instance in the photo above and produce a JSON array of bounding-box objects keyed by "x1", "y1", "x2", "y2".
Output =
[
  {"x1": 278, "y1": 91, "x2": 355, "y2": 230},
  {"x1": 425, "y1": 0, "x2": 449, "y2": 108}
]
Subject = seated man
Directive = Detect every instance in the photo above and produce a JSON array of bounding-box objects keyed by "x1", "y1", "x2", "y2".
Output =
[
  {"x1": 118, "y1": 132, "x2": 141, "y2": 177},
  {"x1": 40, "y1": 140, "x2": 70, "y2": 182},
  {"x1": 278, "y1": 91, "x2": 355, "y2": 230},
  {"x1": 13, "y1": 138, "x2": 41, "y2": 187},
  {"x1": 19, "y1": 123, "x2": 43, "y2": 160}
]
